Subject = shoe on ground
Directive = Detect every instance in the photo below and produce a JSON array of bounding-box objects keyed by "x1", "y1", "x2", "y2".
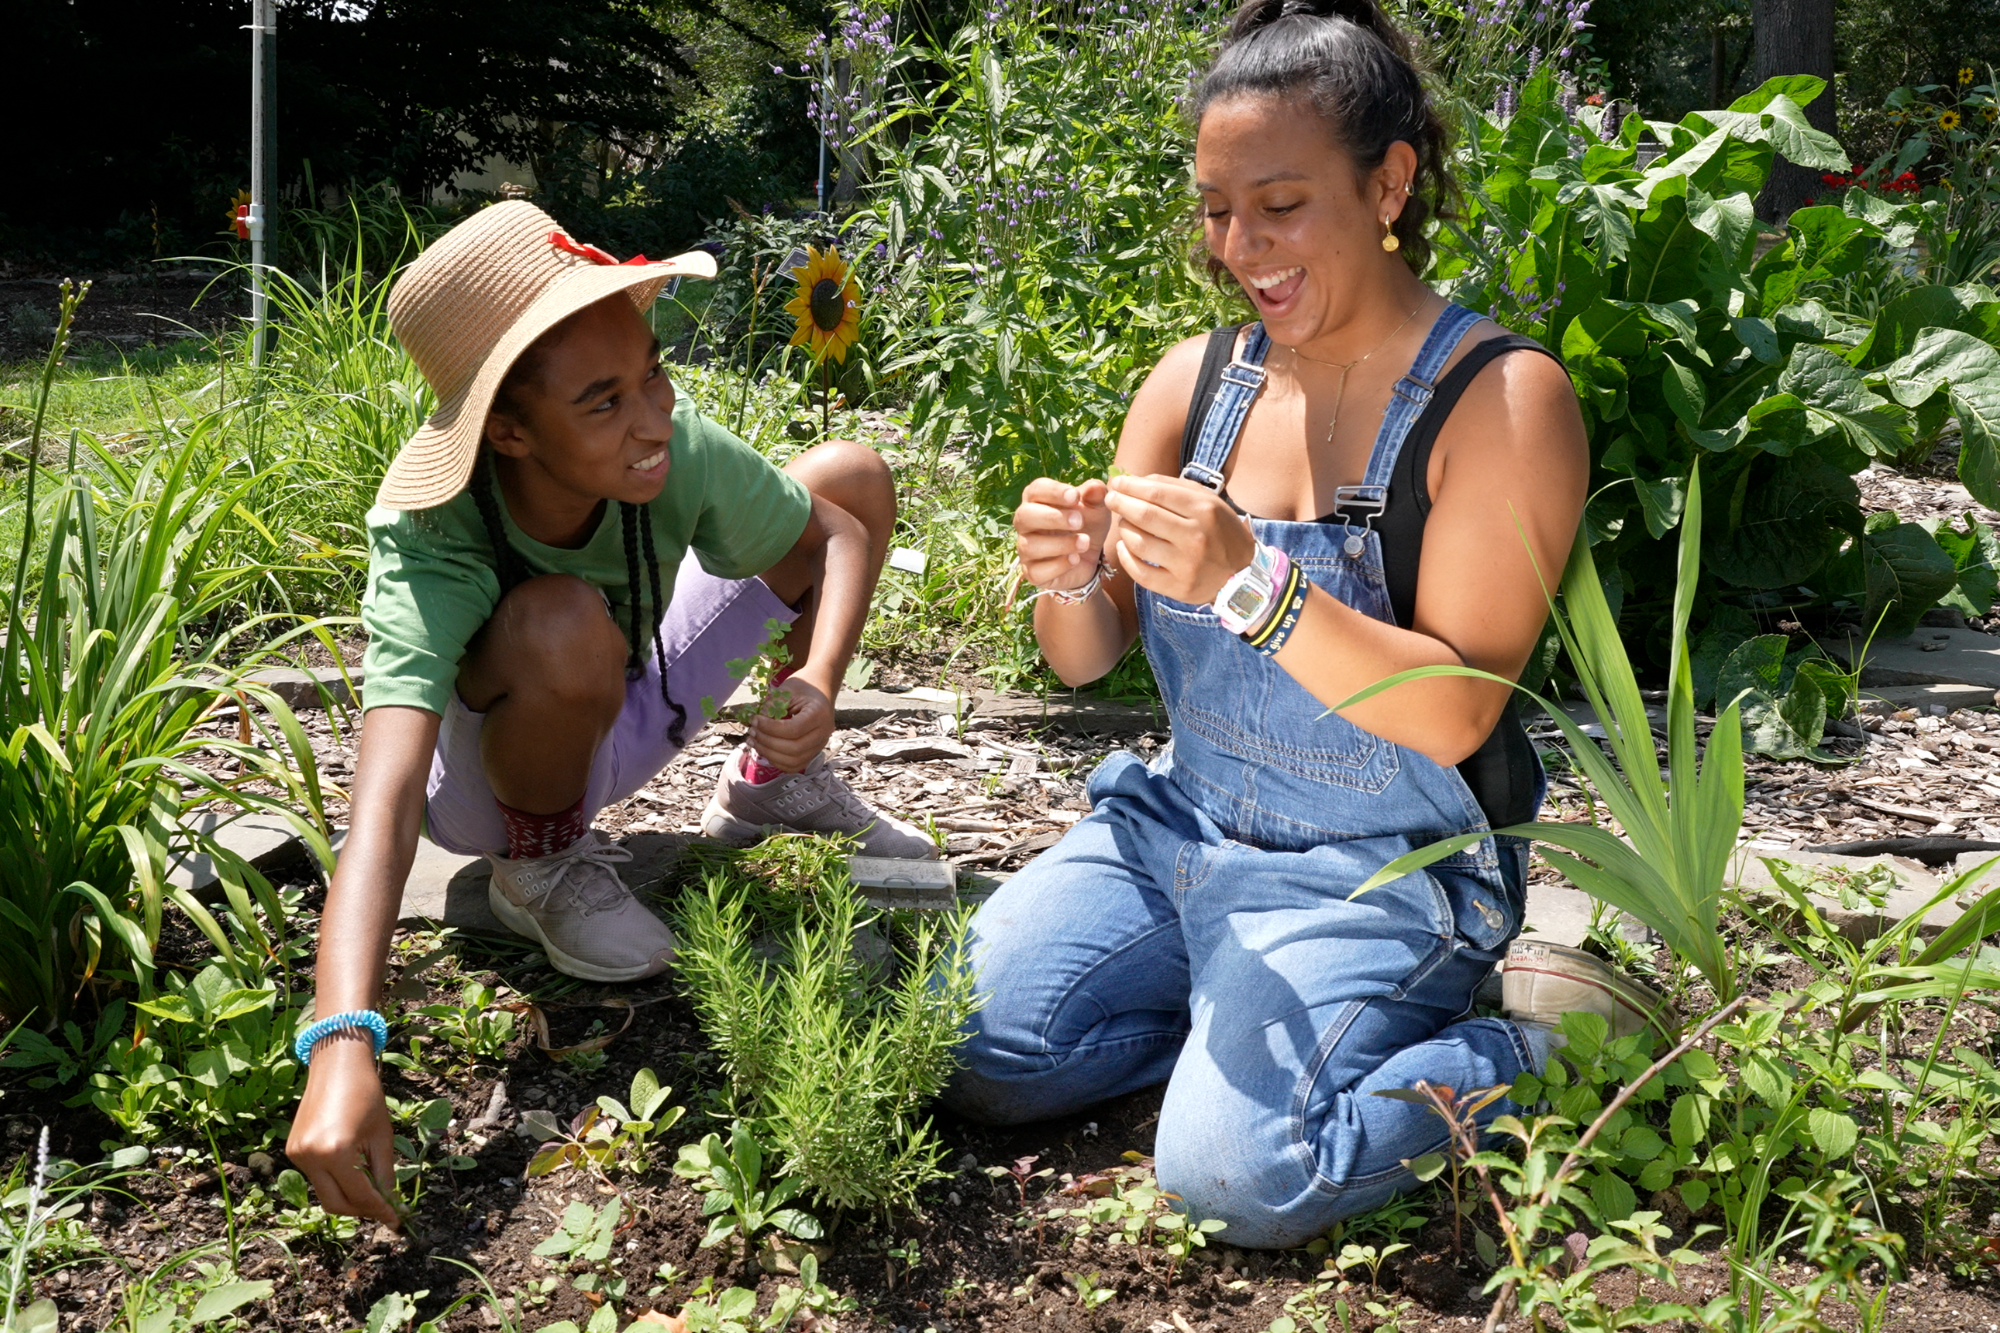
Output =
[
  {"x1": 701, "y1": 745, "x2": 939, "y2": 860},
  {"x1": 486, "y1": 831, "x2": 676, "y2": 983},
  {"x1": 1501, "y1": 939, "x2": 1676, "y2": 1044}
]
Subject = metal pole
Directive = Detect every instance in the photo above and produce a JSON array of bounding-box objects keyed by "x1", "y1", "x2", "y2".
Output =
[
  {"x1": 816, "y1": 48, "x2": 830, "y2": 214},
  {"x1": 249, "y1": 0, "x2": 276, "y2": 366}
]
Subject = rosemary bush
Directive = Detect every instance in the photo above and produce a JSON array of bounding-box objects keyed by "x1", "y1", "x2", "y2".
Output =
[{"x1": 673, "y1": 838, "x2": 980, "y2": 1218}]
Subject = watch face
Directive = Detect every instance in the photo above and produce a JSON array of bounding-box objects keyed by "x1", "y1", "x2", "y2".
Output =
[{"x1": 1225, "y1": 584, "x2": 1267, "y2": 619}]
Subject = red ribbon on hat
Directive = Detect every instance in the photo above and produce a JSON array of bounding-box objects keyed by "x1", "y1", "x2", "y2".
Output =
[{"x1": 549, "y1": 231, "x2": 651, "y2": 266}]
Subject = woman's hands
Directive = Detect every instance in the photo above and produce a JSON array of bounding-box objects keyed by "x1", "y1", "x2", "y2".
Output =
[
  {"x1": 1101, "y1": 474, "x2": 1257, "y2": 607},
  {"x1": 1013, "y1": 478, "x2": 1114, "y2": 592}
]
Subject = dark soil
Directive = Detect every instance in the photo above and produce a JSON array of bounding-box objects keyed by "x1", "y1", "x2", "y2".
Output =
[
  {"x1": 11, "y1": 850, "x2": 2000, "y2": 1333},
  {"x1": 0, "y1": 260, "x2": 247, "y2": 363}
]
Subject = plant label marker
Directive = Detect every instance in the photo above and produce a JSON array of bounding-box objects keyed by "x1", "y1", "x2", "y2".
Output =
[
  {"x1": 889, "y1": 546, "x2": 930, "y2": 575},
  {"x1": 848, "y1": 854, "x2": 957, "y2": 909}
]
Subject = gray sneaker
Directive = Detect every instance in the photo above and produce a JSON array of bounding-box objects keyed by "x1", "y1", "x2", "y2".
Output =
[
  {"x1": 485, "y1": 832, "x2": 677, "y2": 983},
  {"x1": 1501, "y1": 940, "x2": 1676, "y2": 1044},
  {"x1": 701, "y1": 746, "x2": 939, "y2": 859}
]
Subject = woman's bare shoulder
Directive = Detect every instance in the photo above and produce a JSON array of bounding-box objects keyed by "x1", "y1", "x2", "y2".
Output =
[{"x1": 1432, "y1": 332, "x2": 1587, "y2": 493}]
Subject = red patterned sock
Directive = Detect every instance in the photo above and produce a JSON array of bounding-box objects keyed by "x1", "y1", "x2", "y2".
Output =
[
  {"x1": 741, "y1": 666, "x2": 799, "y2": 785},
  {"x1": 496, "y1": 795, "x2": 590, "y2": 860}
]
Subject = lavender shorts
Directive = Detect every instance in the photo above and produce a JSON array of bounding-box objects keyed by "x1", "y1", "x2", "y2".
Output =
[{"x1": 425, "y1": 552, "x2": 799, "y2": 857}]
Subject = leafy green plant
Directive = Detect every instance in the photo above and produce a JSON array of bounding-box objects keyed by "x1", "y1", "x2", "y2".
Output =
[
  {"x1": 0, "y1": 280, "x2": 331, "y2": 1036},
  {"x1": 1345, "y1": 465, "x2": 1744, "y2": 1001},
  {"x1": 672, "y1": 1122, "x2": 824, "y2": 1268},
  {"x1": 109, "y1": 1245, "x2": 273, "y2": 1333},
  {"x1": 76, "y1": 962, "x2": 301, "y2": 1145},
  {"x1": 410, "y1": 979, "x2": 517, "y2": 1067},
  {"x1": 534, "y1": 1197, "x2": 623, "y2": 1270},
  {"x1": 629, "y1": 1256, "x2": 848, "y2": 1333},
  {"x1": 671, "y1": 839, "x2": 980, "y2": 1218},
  {"x1": 525, "y1": 1067, "x2": 686, "y2": 1182},
  {"x1": 1441, "y1": 71, "x2": 2000, "y2": 669},
  {"x1": 1269, "y1": 1242, "x2": 1415, "y2": 1333}
]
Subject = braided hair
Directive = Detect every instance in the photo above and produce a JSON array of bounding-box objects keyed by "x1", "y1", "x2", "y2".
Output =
[{"x1": 471, "y1": 445, "x2": 688, "y2": 749}]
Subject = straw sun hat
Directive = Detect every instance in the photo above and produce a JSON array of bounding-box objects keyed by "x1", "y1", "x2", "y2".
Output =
[{"x1": 378, "y1": 200, "x2": 717, "y2": 510}]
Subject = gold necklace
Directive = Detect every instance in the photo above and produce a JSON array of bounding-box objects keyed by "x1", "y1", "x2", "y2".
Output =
[{"x1": 1288, "y1": 302, "x2": 1426, "y2": 447}]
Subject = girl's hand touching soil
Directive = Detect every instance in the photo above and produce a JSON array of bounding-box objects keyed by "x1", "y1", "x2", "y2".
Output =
[{"x1": 286, "y1": 1035, "x2": 402, "y2": 1229}]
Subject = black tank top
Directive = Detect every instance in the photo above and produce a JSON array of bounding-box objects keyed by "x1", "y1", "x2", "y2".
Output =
[{"x1": 1176, "y1": 325, "x2": 1554, "y2": 830}]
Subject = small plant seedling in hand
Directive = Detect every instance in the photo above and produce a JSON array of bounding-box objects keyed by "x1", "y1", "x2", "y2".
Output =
[{"x1": 703, "y1": 617, "x2": 796, "y2": 725}]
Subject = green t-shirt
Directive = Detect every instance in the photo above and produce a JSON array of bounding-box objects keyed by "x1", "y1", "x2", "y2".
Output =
[{"x1": 361, "y1": 395, "x2": 810, "y2": 716}]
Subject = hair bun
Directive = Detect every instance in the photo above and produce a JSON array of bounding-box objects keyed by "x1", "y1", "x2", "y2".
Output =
[{"x1": 1231, "y1": 0, "x2": 1383, "y2": 39}]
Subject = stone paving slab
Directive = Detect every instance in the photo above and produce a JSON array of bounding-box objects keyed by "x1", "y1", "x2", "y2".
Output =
[
  {"x1": 1730, "y1": 845, "x2": 1996, "y2": 943},
  {"x1": 168, "y1": 811, "x2": 320, "y2": 894},
  {"x1": 245, "y1": 666, "x2": 362, "y2": 710},
  {"x1": 1837, "y1": 627, "x2": 2000, "y2": 690},
  {"x1": 1856, "y1": 683, "x2": 1998, "y2": 714}
]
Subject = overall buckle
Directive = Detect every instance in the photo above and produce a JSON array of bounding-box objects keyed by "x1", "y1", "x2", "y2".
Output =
[
  {"x1": 1332, "y1": 485, "x2": 1388, "y2": 558},
  {"x1": 1181, "y1": 462, "x2": 1227, "y2": 491}
]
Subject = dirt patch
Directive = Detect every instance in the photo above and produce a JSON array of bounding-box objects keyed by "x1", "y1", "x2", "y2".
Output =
[{"x1": 0, "y1": 261, "x2": 246, "y2": 364}]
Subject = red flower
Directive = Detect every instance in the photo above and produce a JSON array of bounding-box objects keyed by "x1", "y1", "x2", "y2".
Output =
[{"x1": 1821, "y1": 173, "x2": 1848, "y2": 187}]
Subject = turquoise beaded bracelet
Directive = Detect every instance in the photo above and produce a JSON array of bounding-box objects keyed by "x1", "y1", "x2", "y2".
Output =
[{"x1": 294, "y1": 1009, "x2": 389, "y2": 1065}]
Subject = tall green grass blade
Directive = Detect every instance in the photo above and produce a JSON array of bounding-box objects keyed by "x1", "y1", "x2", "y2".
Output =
[{"x1": 1334, "y1": 468, "x2": 1743, "y2": 1001}]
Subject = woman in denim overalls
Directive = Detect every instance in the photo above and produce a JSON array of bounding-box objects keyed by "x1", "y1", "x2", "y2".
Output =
[{"x1": 945, "y1": 0, "x2": 1637, "y2": 1248}]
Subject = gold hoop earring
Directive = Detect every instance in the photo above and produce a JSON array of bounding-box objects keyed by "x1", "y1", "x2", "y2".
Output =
[{"x1": 1381, "y1": 218, "x2": 1400, "y2": 253}]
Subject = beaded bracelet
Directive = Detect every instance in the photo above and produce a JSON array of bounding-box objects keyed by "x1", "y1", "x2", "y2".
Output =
[
  {"x1": 1029, "y1": 553, "x2": 1116, "y2": 606},
  {"x1": 1242, "y1": 563, "x2": 1310, "y2": 657},
  {"x1": 294, "y1": 1009, "x2": 389, "y2": 1066}
]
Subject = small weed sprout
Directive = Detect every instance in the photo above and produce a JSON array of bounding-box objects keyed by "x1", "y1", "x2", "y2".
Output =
[
  {"x1": 411, "y1": 979, "x2": 516, "y2": 1067},
  {"x1": 525, "y1": 1068, "x2": 686, "y2": 1185},
  {"x1": 1068, "y1": 1270, "x2": 1115, "y2": 1310},
  {"x1": 270, "y1": 1168, "x2": 359, "y2": 1243},
  {"x1": 985, "y1": 1154, "x2": 1052, "y2": 1208}
]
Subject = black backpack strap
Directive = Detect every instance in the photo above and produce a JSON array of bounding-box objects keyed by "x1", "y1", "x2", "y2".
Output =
[
  {"x1": 1378, "y1": 334, "x2": 1564, "y2": 629},
  {"x1": 1179, "y1": 325, "x2": 1243, "y2": 473}
]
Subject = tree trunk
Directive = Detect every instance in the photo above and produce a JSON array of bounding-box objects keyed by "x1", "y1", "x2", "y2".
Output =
[{"x1": 1752, "y1": 0, "x2": 1838, "y2": 221}]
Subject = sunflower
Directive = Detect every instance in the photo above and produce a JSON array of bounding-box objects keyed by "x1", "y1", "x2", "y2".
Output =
[
  {"x1": 1941, "y1": 108, "x2": 1964, "y2": 131},
  {"x1": 785, "y1": 245, "x2": 862, "y2": 364},
  {"x1": 1962, "y1": 66, "x2": 1977, "y2": 84},
  {"x1": 224, "y1": 187, "x2": 253, "y2": 237}
]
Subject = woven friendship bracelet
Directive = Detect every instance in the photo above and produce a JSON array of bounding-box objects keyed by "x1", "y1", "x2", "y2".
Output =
[
  {"x1": 1243, "y1": 564, "x2": 1310, "y2": 657},
  {"x1": 293, "y1": 1009, "x2": 389, "y2": 1066}
]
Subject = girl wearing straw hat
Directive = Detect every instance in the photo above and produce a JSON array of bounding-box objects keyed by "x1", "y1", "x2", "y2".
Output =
[{"x1": 287, "y1": 201, "x2": 932, "y2": 1225}]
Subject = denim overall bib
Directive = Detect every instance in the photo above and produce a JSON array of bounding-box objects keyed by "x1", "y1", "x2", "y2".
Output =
[{"x1": 946, "y1": 305, "x2": 1543, "y2": 1248}]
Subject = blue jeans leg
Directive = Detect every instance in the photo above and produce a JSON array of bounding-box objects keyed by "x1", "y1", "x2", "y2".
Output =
[
  {"x1": 941, "y1": 769, "x2": 1196, "y2": 1125},
  {"x1": 1155, "y1": 838, "x2": 1536, "y2": 1248}
]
